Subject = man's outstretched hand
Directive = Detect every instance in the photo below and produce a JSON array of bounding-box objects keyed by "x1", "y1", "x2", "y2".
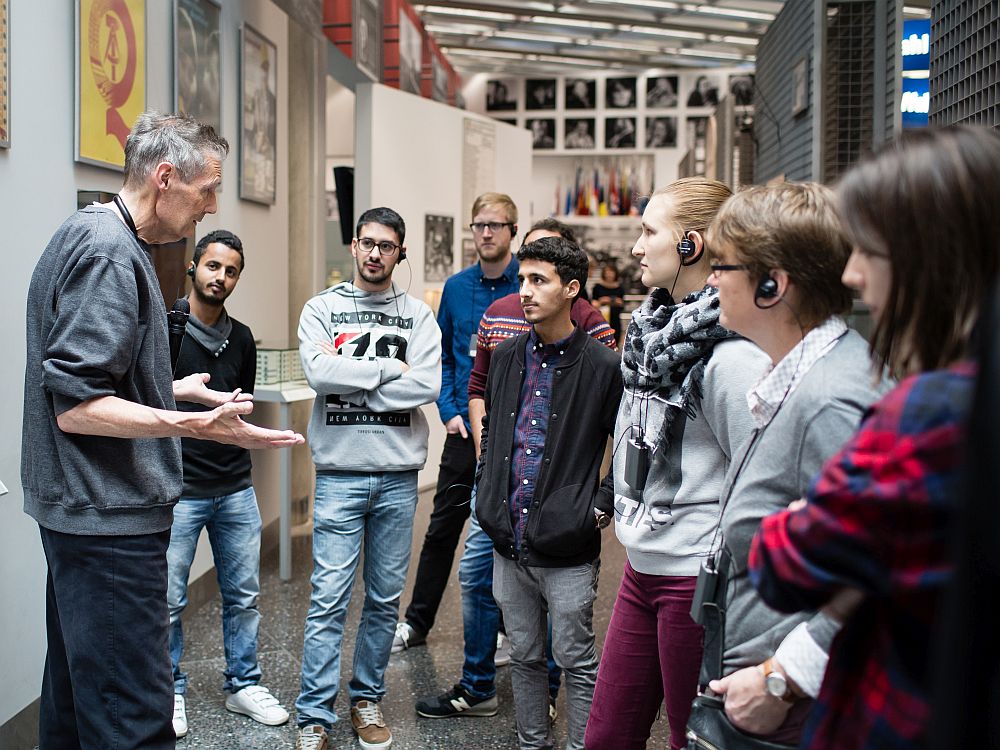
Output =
[
  {"x1": 174, "y1": 373, "x2": 255, "y2": 407},
  {"x1": 194, "y1": 400, "x2": 304, "y2": 449}
]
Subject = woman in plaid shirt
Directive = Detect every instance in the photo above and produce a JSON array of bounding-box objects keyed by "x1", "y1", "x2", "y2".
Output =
[{"x1": 749, "y1": 126, "x2": 1000, "y2": 749}]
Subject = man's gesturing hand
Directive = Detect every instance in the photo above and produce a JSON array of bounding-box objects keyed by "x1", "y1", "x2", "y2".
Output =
[
  {"x1": 174, "y1": 372, "x2": 255, "y2": 407},
  {"x1": 194, "y1": 400, "x2": 304, "y2": 449}
]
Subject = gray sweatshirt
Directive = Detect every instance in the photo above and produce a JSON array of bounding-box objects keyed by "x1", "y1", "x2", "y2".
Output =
[
  {"x1": 613, "y1": 338, "x2": 770, "y2": 576},
  {"x1": 720, "y1": 330, "x2": 891, "y2": 672},
  {"x1": 298, "y1": 281, "x2": 442, "y2": 472},
  {"x1": 22, "y1": 206, "x2": 180, "y2": 535}
]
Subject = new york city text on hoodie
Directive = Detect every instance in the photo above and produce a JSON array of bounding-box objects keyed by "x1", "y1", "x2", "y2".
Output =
[{"x1": 298, "y1": 281, "x2": 442, "y2": 472}]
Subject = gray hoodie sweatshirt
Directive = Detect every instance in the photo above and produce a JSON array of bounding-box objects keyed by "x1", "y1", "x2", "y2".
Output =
[
  {"x1": 298, "y1": 281, "x2": 442, "y2": 472},
  {"x1": 612, "y1": 338, "x2": 770, "y2": 575}
]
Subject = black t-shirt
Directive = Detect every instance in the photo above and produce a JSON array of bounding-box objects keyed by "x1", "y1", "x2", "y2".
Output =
[{"x1": 175, "y1": 315, "x2": 257, "y2": 497}]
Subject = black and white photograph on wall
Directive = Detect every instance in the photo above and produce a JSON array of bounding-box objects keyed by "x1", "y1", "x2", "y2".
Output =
[
  {"x1": 174, "y1": 0, "x2": 222, "y2": 135},
  {"x1": 354, "y1": 0, "x2": 382, "y2": 80},
  {"x1": 605, "y1": 117, "x2": 636, "y2": 149},
  {"x1": 646, "y1": 116, "x2": 677, "y2": 148},
  {"x1": 565, "y1": 78, "x2": 596, "y2": 110},
  {"x1": 606, "y1": 77, "x2": 637, "y2": 109},
  {"x1": 485, "y1": 79, "x2": 517, "y2": 111},
  {"x1": 645, "y1": 75, "x2": 678, "y2": 108},
  {"x1": 425, "y1": 215, "x2": 454, "y2": 282},
  {"x1": 462, "y1": 237, "x2": 477, "y2": 268},
  {"x1": 729, "y1": 74, "x2": 755, "y2": 106},
  {"x1": 527, "y1": 118, "x2": 555, "y2": 149},
  {"x1": 564, "y1": 118, "x2": 596, "y2": 149},
  {"x1": 525, "y1": 78, "x2": 556, "y2": 110},
  {"x1": 431, "y1": 55, "x2": 448, "y2": 103},
  {"x1": 239, "y1": 23, "x2": 277, "y2": 204},
  {"x1": 398, "y1": 10, "x2": 422, "y2": 95},
  {"x1": 686, "y1": 116, "x2": 708, "y2": 145},
  {"x1": 686, "y1": 75, "x2": 720, "y2": 107}
]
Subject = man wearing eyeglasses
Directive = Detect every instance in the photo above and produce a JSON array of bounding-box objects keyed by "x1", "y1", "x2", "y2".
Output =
[
  {"x1": 393, "y1": 193, "x2": 521, "y2": 657},
  {"x1": 295, "y1": 207, "x2": 442, "y2": 750}
]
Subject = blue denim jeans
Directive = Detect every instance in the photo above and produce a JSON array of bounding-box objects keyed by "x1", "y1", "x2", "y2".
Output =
[
  {"x1": 296, "y1": 470, "x2": 418, "y2": 728},
  {"x1": 459, "y1": 490, "x2": 562, "y2": 700},
  {"x1": 166, "y1": 486, "x2": 263, "y2": 695}
]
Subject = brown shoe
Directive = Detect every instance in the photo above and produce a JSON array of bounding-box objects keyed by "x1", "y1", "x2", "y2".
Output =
[
  {"x1": 351, "y1": 700, "x2": 392, "y2": 750},
  {"x1": 295, "y1": 724, "x2": 328, "y2": 750}
]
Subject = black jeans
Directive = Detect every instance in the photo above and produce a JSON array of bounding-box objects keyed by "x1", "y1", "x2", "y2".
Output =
[
  {"x1": 38, "y1": 526, "x2": 175, "y2": 750},
  {"x1": 403, "y1": 432, "x2": 476, "y2": 635}
]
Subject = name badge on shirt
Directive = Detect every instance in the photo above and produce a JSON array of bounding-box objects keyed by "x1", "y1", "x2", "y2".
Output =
[{"x1": 469, "y1": 333, "x2": 478, "y2": 358}]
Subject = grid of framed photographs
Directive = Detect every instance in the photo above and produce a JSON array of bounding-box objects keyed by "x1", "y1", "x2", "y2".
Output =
[{"x1": 483, "y1": 71, "x2": 754, "y2": 154}]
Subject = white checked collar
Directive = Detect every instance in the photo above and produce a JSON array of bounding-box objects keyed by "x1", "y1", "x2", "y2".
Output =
[{"x1": 747, "y1": 317, "x2": 848, "y2": 428}]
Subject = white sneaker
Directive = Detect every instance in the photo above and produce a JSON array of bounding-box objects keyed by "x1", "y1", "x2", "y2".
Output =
[
  {"x1": 495, "y1": 632, "x2": 512, "y2": 667},
  {"x1": 391, "y1": 622, "x2": 426, "y2": 654},
  {"x1": 224, "y1": 684, "x2": 290, "y2": 726},
  {"x1": 172, "y1": 693, "x2": 188, "y2": 738}
]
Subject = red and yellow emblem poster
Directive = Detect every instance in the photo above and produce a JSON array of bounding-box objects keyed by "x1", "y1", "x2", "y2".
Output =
[{"x1": 76, "y1": 0, "x2": 145, "y2": 169}]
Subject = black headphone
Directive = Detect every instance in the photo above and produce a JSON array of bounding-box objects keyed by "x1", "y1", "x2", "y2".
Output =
[
  {"x1": 399, "y1": 247, "x2": 407, "y2": 262},
  {"x1": 755, "y1": 274, "x2": 780, "y2": 308},
  {"x1": 676, "y1": 232, "x2": 702, "y2": 266},
  {"x1": 186, "y1": 264, "x2": 195, "y2": 279}
]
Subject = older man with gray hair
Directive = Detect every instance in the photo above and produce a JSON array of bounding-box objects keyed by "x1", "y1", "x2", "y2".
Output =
[{"x1": 21, "y1": 112, "x2": 302, "y2": 750}]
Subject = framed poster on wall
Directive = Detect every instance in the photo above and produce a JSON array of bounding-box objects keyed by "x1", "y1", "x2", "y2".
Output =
[
  {"x1": 424, "y1": 215, "x2": 454, "y2": 282},
  {"x1": 1, "y1": 0, "x2": 9, "y2": 148},
  {"x1": 354, "y1": 0, "x2": 382, "y2": 81},
  {"x1": 173, "y1": 0, "x2": 221, "y2": 133},
  {"x1": 76, "y1": 0, "x2": 146, "y2": 170},
  {"x1": 240, "y1": 23, "x2": 277, "y2": 205},
  {"x1": 398, "y1": 10, "x2": 421, "y2": 95}
]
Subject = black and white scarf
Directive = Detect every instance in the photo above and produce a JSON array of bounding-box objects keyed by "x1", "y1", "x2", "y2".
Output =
[{"x1": 622, "y1": 285, "x2": 734, "y2": 448}]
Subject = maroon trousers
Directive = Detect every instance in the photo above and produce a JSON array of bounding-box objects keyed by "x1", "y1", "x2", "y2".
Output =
[{"x1": 585, "y1": 562, "x2": 703, "y2": 750}]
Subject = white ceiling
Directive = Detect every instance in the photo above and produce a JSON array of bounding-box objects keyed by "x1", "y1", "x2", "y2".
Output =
[{"x1": 414, "y1": 0, "x2": 785, "y2": 76}]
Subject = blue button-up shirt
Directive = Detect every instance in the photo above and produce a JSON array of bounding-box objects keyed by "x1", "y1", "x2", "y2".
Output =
[
  {"x1": 508, "y1": 328, "x2": 572, "y2": 550},
  {"x1": 436, "y1": 256, "x2": 519, "y2": 427}
]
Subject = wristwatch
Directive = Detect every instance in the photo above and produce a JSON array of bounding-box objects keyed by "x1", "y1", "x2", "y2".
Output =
[
  {"x1": 761, "y1": 658, "x2": 798, "y2": 703},
  {"x1": 594, "y1": 509, "x2": 612, "y2": 529}
]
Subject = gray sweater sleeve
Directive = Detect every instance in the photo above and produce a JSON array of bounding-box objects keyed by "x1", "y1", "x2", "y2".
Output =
[
  {"x1": 298, "y1": 296, "x2": 404, "y2": 394},
  {"x1": 43, "y1": 254, "x2": 141, "y2": 414},
  {"x1": 357, "y1": 303, "x2": 442, "y2": 412},
  {"x1": 701, "y1": 339, "x2": 770, "y2": 460}
]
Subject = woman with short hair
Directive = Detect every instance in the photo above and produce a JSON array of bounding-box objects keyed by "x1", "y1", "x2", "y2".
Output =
[{"x1": 697, "y1": 181, "x2": 888, "y2": 745}]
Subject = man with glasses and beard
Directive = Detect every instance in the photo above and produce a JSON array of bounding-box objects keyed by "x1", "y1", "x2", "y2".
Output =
[
  {"x1": 393, "y1": 193, "x2": 521, "y2": 661},
  {"x1": 294, "y1": 207, "x2": 441, "y2": 750}
]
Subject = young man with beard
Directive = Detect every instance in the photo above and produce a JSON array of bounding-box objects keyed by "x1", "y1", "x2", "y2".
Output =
[
  {"x1": 476, "y1": 236, "x2": 623, "y2": 750},
  {"x1": 295, "y1": 207, "x2": 442, "y2": 750},
  {"x1": 167, "y1": 230, "x2": 289, "y2": 738},
  {"x1": 393, "y1": 193, "x2": 521, "y2": 656},
  {"x1": 416, "y1": 219, "x2": 615, "y2": 720}
]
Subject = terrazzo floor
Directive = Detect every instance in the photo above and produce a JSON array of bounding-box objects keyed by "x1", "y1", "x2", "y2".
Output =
[{"x1": 175, "y1": 488, "x2": 673, "y2": 749}]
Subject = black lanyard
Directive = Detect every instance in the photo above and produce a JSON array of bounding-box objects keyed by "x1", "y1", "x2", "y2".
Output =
[{"x1": 113, "y1": 194, "x2": 140, "y2": 240}]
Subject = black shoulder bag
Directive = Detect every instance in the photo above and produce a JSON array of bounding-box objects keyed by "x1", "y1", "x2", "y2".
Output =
[{"x1": 685, "y1": 547, "x2": 795, "y2": 750}]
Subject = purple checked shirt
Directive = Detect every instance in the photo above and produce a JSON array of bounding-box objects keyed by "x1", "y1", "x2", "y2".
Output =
[{"x1": 508, "y1": 327, "x2": 573, "y2": 550}]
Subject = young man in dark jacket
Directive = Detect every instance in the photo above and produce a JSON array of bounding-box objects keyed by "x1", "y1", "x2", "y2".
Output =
[{"x1": 476, "y1": 236, "x2": 623, "y2": 750}]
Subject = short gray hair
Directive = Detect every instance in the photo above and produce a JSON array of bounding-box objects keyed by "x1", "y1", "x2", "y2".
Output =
[{"x1": 123, "y1": 111, "x2": 229, "y2": 188}]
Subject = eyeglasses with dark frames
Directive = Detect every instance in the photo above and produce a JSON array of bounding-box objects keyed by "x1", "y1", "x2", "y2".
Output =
[
  {"x1": 356, "y1": 237, "x2": 402, "y2": 256},
  {"x1": 709, "y1": 263, "x2": 751, "y2": 273},
  {"x1": 469, "y1": 221, "x2": 514, "y2": 235}
]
